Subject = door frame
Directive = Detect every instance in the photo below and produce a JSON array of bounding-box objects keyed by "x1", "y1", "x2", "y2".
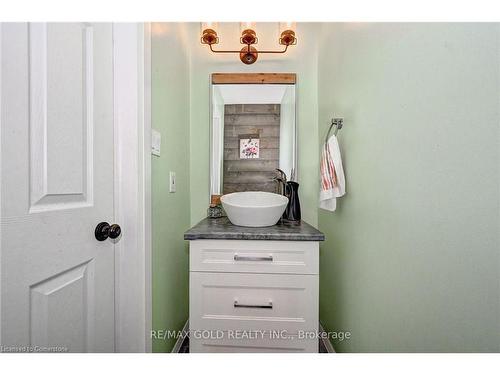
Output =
[
  {"x1": 0, "y1": 23, "x2": 3, "y2": 346},
  {"x1": 113, "y1": 22, "x2": 152, "y2": 353}
]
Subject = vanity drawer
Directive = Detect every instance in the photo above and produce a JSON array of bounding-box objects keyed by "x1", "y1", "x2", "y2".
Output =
[
  {"x1": 189, "y1": 272, "x2": 318, "y2": 338},
  {"x1": 189, "y1": 240, "x2": 319, "y2": 275},
  {"x1": 189, "y1": 335, "x2": 318, "y2": 353}
]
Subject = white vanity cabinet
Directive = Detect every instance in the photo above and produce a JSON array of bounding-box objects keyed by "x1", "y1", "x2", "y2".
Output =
[{"x1": 188, "y1": 238, "x2": 320, "y2": 353}]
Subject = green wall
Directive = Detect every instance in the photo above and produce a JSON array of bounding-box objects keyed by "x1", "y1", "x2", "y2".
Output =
[
  {"x1": 150, "y1": 22, "x2": 499, "y2": 353},
  {"x1": 151, "y1": 23, "x2": 191, "y2": 352},
  {"x1": 317, "y1": 23, "x2": 500, "y2": 352},
  {"x1": 188, "y1": 23, "x2": 320, "y2": 226}
]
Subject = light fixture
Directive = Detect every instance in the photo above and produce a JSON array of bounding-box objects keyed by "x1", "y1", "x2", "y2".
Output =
[{"x1": 200, "y1": 22, "x2": 297, "y2": 65}]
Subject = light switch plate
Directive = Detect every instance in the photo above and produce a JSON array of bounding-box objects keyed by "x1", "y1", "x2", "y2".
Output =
[
  {"x1": 151, "y1": 129, "x2": 161, "y2": 156},
  {"x1": 169, "y1": 172, "x2": 176, "y2": 193}
]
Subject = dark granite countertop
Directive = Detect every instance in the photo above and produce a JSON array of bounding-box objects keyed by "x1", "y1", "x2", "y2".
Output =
[{"x1": 184, "y1": 217, "x2": 325, "y2": 241}]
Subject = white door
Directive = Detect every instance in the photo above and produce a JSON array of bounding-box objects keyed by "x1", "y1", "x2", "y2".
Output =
[{"x1": 1, "y1": 23, "x2": 116, "y2": 352}]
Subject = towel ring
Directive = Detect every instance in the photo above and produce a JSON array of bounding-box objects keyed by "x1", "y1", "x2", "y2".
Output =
[{"x1": 325, "y1": 118, "x2": 344, "y2": 143}]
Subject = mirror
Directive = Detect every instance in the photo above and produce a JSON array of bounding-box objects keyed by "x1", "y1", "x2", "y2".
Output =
[{"x1": 210, "y1": 73, "x2": 297, "y2": 196}]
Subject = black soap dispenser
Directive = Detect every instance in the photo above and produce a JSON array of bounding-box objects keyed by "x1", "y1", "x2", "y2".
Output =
[{"x1": 283, "y1": 181, "x2": 301, "y2": 224}]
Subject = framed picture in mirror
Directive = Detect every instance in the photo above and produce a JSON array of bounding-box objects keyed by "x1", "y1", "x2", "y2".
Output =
[{"x1": 239, "y1": 135, "x2": 260, "y2": 159}]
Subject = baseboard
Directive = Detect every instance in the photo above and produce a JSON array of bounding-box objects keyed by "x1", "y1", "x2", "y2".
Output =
[
  {"x1": 319, "y1": 323, "x2": 336, "y2": 353},
  {"x1": 171, "y1": 320, "x2": 189, "y2": 353}
]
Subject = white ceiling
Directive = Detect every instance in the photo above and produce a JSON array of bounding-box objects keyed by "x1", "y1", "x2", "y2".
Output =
[{"x1": 215, "y1": 84, "x2": 292, "y2": 104}]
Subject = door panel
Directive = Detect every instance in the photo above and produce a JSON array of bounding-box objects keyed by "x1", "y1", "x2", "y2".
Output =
[
  {"x1": 29, "y1": 260, "x2": 95, "y2": 352},
  {"x1": 1, "y1": 23, "x2": 115, "y2": 352},
  {"x1": 29, "y1": 23, "x2": 94, "y2": 212}
]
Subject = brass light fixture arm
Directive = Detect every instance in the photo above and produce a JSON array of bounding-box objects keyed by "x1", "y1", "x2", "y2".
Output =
[{"x1": 209, "y1": 44, "x2": 289, "y2": 54}]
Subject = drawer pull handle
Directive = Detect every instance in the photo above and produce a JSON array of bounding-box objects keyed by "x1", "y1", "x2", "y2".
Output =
[
  {"x1": 234, "y1": 300, "x2": 273, "y2": 309},
  {"x1": 233, "y1": 254, "x2": 273, "y2": 262}
]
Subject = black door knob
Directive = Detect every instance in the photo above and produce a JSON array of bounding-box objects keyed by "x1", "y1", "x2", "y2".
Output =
[{"x1": 95, "y1": 222, "x2": 121, "y2": 241}]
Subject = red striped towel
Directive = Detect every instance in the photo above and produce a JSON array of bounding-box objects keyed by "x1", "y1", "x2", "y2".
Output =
[
  {"x1": 319, "y1": 135, "x2": 345, "y2": 211},
  {"x1": 321, "y1": 143, "x2": 338, "y2": 190}
]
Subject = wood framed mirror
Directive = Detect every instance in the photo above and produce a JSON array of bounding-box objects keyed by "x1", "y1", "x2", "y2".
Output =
[{"x1": 210, "y1": 73, "x2": 297, "y2": 196}]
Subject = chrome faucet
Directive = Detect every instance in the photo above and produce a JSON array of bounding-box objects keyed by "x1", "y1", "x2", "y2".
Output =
[{"x1": 273, "y1": 169, "x2": 287, "y2": 196}]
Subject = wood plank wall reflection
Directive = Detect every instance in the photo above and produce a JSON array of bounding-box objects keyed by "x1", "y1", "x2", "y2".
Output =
[{"x1": 223, "y1": 104, "x2": 280, "y2": 194}]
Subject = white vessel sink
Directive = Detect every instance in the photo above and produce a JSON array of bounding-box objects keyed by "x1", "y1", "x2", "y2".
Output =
[{"x1": 221, "y1": 191, "x2": 289, "y2": 227}]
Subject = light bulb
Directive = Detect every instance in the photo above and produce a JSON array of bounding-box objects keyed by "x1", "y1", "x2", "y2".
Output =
[
  {"x1": 240, "y1": 22, "x2": 257, "y2": 33},
  {"x1": 279, "y1": 22, "x2": 296, "y2": 33},
  {"x1": 201, "y1": 22, "x2": 218, "y2": 32}
]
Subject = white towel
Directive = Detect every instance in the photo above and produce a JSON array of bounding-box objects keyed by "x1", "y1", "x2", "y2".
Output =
[{"x1": 319, "y1": 134, "x2": 346, "y2": 211}]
